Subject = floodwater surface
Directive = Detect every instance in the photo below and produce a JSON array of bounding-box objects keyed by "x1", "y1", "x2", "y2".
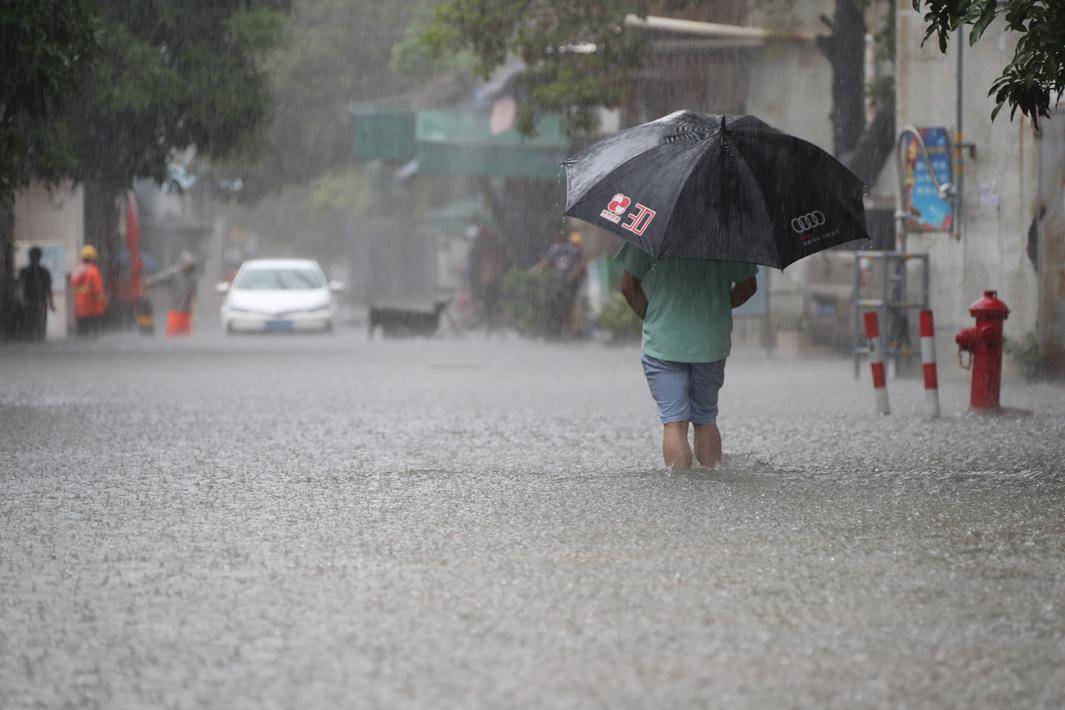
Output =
[{"x1": 2, "y1": 333, "x2": 1063, "y2": 708}]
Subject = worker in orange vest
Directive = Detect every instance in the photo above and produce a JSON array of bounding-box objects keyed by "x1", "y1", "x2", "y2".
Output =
[{"x1": 71, "y1": 245, "x2": 108, "y2": 336}]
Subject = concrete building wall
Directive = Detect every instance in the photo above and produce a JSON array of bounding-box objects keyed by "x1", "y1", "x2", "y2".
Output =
[
  {"x1": 745, "y1": 0, "x2": 839, "y2": 338},
  {"x1": 746, "y1": 41, "x2": 834, "y2": 153},
  {"x1": 1037, "y1": 109, "x2": 1065, "y2": 370},
  {"x1": 14, "y1": 182, "x2": 84, "y2": 271},
  {"x1": 896, "y1": 3, "x2": 1044, "y2": 369},
  {"x1": 13, "y1": 181, "x2": 85, "y2": 339},
  {"x1": 747, "y1": 0, "x2": 837, "y2": 151}
]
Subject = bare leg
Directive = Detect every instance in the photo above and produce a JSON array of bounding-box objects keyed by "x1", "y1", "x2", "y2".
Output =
[
  {"x1": 693, "y1": 423, "x2": 722, "y2": 468},
  {"x1": 663, "y1": 421, "x2": 692, "y2": 469}
]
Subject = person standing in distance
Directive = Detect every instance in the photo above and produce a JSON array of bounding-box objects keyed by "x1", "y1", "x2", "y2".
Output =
[
  {"x1": 71, "y1": 245, "x2": 108, "y2": 336},
  {"x1": 18, "y1": 246, "x2": 55, "y2": 341},
  {"x1": 616, "y1": 243, "x2": 757, "y2": 469},
  {"x1": 145, "y1": 250, "x2": 198, "y2": 337}
]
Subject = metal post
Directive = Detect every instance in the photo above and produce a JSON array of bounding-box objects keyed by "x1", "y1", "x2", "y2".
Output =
[
  {"x1": 880, "y1": 258, "x2": 889, "y2": 376},
  {"x1": 893, "y1": 127, "x2": 953, "y2": 374},
  {"x1": 853, "y1": 251, "x2": 862, "y2": 378},
  {"x1": 894, "y1": 134, "x2": 912, "y2": 376},
  {"x1": 895, "y1": 250, "x2": 909, "y2": 373},
  {"x1": 762, "y1": 267, "x2": 773, "y2": 354},
  {"x1": 921, "y1": 253, "x2": 931, "y2": 310},
  {"x1": 955, "y1": 27, "x2": 964, "y2": 242}
]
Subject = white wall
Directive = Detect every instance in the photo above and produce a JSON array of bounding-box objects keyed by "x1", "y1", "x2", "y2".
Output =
[
  {"x1": 14, "y1": 181, "x2": 85, "y2": 339},
  {"x1": 745, "y1": 2, "x2": 837, "y2": 329},
  {"x1": 747, "y1": 0, "x2": 837, "y2": 152},
  {"x1": 896, "y1": 3, "x2": 1042, "y2": 370}
]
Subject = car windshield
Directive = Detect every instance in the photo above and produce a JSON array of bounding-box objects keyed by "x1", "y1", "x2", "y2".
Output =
[{"x1": 234, "y1": 267, "x2": 324, "y2": 290}]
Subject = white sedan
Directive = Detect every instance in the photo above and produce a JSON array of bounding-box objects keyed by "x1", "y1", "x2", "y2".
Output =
[{"x1": 219, "y1": 259, "x2": 341, "y2": 334}]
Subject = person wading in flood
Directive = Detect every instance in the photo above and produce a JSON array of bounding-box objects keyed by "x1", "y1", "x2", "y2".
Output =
[{"x1": 616, "y1": 243, "x2": 757, "y2": 469}]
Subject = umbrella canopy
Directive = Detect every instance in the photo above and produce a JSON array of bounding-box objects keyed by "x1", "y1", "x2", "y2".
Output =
[{"x1": 563, "y1": 111, "x2": 869, "y2": 269}]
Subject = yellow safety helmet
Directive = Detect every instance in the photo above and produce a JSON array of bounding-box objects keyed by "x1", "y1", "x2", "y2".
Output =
[
  {"x1": 80, "y1": 244, "x2": 98, "y2": 261},
  {"x1": 568, "y1": 231, "x2": 583, "y2": 247}
]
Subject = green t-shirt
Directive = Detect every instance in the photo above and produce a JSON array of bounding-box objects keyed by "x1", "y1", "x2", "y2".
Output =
[{"x1": 615, "y1": 242, "x2": 757, "y2": 363}]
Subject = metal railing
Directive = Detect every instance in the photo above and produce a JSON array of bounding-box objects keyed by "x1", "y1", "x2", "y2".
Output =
[{"x1": 852, "y1": 251, "x2": 930, "y2": 378}]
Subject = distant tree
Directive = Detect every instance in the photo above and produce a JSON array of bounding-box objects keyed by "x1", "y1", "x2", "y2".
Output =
[
  {"x1": 416, "y1": 0, "x2": 665, "y2": 136},
  {"x1": 228, "y1": 0, "x2": 436, "y2": 200},
  {"x1": 817, "y1": 0, "x2": 896, "y2": 183},
  {"x1": 34, "y1": 1, "x2": 292, "y2": 251},
  {"x1": 0, "y1": 0, "x2": 99, "y2": 204},
  {"x1": 400, "y1": 0, "x2": 895, "y2": 264},
  {"x1": 59, "y1": 1, "x2": 290, "y2": 194},
  {"x1": 214, "y1": 0, "x2": 447, "y2": 264},
  {"x1": 0, "y1": 0, "x2": 98, "y2": 283},
  {"x1": 2, "y1": 1, "x2": 290, "y2": 285},
  {"x1": 913, "y1": 0, "x2": 1065, "y2": 125},
  {"x1": 413, "y1": 0, "x2": 895, "y2": 183}
]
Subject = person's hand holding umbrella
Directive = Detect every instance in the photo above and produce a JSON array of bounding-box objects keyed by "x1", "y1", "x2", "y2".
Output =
[{"x1": 730, "y1": 276, "x2": 758, "y2": 309}]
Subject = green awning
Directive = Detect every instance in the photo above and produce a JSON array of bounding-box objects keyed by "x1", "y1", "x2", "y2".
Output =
[
  {"x1": 352, "y1": 107, "x2": 568, "y2": 181},
  {"x1": 353, "y1": 109, "x2": 416, "y2": 162},
  {"x1": 415, "y1": 109, "x2": 565, "y2": 148}
]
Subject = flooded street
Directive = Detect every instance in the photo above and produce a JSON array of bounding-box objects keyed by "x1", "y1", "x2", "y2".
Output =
[
  {"x1": 2, "y1": 333, "x2": 1064, "y2": 709},
  {"x1": 7, "y1": 0, "x2": 1065, "y2": 707}
]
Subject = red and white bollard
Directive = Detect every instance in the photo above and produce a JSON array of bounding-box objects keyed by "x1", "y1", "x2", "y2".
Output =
[
  {"x1": 920, "y1": 310, "x2": 941, "y2": 418},
  {"x1": 864, "y1": 312, "x2": 890, "y2": 415}
]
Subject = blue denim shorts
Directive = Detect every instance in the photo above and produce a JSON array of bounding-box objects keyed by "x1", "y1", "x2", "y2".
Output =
[{"x1": 641, "y1": 354, "x2": 726, "y2": 425}]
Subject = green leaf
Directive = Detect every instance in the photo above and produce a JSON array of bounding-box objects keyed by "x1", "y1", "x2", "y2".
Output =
[{"x1": 969, "y1": 0, "x2": 998, "y2": 45}]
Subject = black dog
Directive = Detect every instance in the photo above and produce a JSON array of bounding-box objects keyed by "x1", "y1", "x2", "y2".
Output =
[{"x1": 368, "y1": 301, "x2": 447, "y2": 338}]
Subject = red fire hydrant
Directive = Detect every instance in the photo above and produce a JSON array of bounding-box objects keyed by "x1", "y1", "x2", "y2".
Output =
[{"x1": 955, "y1": 290, "x2": 1010, "y2": 410}]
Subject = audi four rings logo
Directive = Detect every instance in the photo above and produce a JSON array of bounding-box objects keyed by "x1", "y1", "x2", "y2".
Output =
[{"x1": 791, "y1": 211, "x2": 826, "y2": 233}]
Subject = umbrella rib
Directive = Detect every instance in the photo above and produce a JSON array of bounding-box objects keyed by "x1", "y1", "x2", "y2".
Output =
[
  {"x1": 759, "y1": 132, "x2": 870, "y2": 244},
  {"x1": 663, "y1": 133, "x2": 780, "y2": 266},
  {"x1": 652, "y1": 138, "x2": 730, "y2": 261},
  {"x1": 562, "y1": 124, "x2": 671, "y2": 209},
  {"x1": 728, "y1": 142, "x2": 783, "y2": 266},
  {"x1": 564, "y1": 140, "x2": 684, "y2": 212}
]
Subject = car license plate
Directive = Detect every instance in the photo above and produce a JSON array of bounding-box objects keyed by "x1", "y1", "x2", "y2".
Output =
[{"x1": 265, "y1": 319, "x2": 293, "y2": 332}]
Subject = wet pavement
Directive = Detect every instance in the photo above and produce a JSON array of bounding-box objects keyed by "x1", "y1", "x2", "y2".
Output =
[{"x1": 2, "y1": 331, "x2": 1064, "y2": 709}]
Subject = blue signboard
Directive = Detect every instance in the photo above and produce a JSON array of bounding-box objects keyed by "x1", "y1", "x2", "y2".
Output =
[{"x1": 902, "y1": 127, "x2": 953, "y2": 233}]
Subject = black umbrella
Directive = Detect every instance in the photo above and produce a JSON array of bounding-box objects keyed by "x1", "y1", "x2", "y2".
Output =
[{"x1": 562, "y1": 111, "x2": 870, "y2": 269}]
